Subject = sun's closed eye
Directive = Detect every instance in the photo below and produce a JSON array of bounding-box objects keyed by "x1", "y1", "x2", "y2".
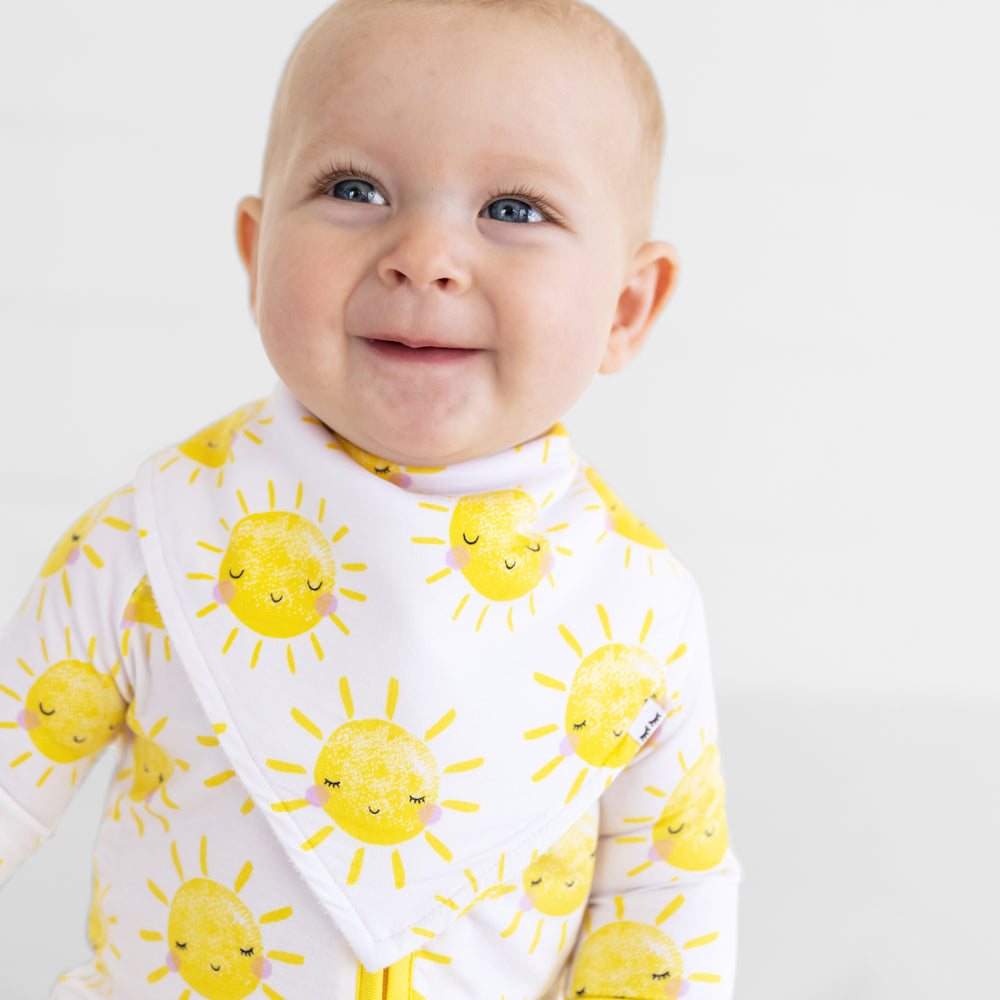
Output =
[
  {"x1": 463, "y1": 533, "x2": 479, "y2": 545},
  {"x1": 409, "y1": 794, "x2": 427, "y2": 804},
  {"x1": 240, "y1": 946, "x2": 255, "y2": 957},
  {"x1": 38, "y1": 702, "x2": 55, "y2": 716},
  {"x1": 307, "y1": 579, "x2": 323, "y2": 591},
  {"x1": 175, "y1": 941, "x2": 188, "y2": 950},
  {"x1": 572, "y1": 720, "x2": 587, "y2": 731},
  {"x1": 652, "y1": 971, "x2": 672, "y2": 980},
  {"x1": 668, "y1": 822, "x2": 685, "y2": 835},
  {"x1": 324, "y1": 778, "x2": 341, "y2": 788},
  {"x1": 229, "y1": 568, "x2": 244, "y2": 579}
]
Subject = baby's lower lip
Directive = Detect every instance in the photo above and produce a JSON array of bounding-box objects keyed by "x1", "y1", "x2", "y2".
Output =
[{"x1": 364, "y1": 338, "x2": 478, "y2": 363}]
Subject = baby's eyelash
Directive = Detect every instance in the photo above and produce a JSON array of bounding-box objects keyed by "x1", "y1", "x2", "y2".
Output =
[
  {"x1": 485, "y1": 184, "x2": 563, "y2": 225},
  {"x1": 310, "y1": 160, "x2": 384, "y2": 198}
]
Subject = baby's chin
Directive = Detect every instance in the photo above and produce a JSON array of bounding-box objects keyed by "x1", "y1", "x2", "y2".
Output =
[{"x1": 315, "y1": 405, "x2": 558, "y2": 471}]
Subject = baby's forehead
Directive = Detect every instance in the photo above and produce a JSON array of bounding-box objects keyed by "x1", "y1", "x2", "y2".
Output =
[{"x1": 270, "y1": 2, "x2": 653, "y2": 157}]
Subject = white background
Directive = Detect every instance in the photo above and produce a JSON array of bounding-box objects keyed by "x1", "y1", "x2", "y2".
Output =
[{"x1": 1, "y1": 0, "x2": 997, "y2": 996}]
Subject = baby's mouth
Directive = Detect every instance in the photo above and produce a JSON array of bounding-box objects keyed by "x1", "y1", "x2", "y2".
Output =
[{"x1": 364, "y1": 337, "x2": 478, "y2": 363}]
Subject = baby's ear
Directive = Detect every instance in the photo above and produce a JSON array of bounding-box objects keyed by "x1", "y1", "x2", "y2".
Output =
[
  {"x1": 236, "y1": 196, "x2": 263, "y2": 319},
  {"x1": 600, "y1": 242, "x2": 679, "y2": 374}
]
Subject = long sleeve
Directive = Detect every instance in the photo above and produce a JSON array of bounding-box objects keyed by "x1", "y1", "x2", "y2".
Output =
[
  {"x1": 565, "y1": 579, "x2": 740, "y2": 999},
  {"x1": 0, "y1": 488, "x2": 142, "y2": 885}
]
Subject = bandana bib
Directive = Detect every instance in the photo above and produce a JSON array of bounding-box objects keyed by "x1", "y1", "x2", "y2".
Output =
[{"x1": 134, "y1": 383, "x2": 691, "y2": 971}]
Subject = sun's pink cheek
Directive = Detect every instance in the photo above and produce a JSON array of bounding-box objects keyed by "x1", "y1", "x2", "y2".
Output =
[
  {"x1": 417, "y1": 802, "x2": 442, "y2": 825},
  {"x1": 18, "y1": 708, "x2": 40, "y2": 731},
  {"x1": 251, "y1": 956, "x2": 272, "y2": 980},
  {"x1": 214, "y1": 579, "x2": 236, "y2": 604},
  {"x1": 539, "y1": 549, "x2": 553, "y2": 575},
  {"x1": 314, "y1": 593, "x2": 336, "y2": 616},
  {"x1": 447, "y1": 546, "x2": 472, "y2": 570},
  {"x1": 652, "y1": 838, "x2": 673, "y2": 862}
]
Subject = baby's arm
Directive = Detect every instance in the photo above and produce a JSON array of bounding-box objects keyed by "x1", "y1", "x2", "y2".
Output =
[
  {"x1": 564, "y1": 582, "x2": 740, "y2": 999},
  {"x1": 0, "y1": 489, "x2": 140, "y2": 885}
]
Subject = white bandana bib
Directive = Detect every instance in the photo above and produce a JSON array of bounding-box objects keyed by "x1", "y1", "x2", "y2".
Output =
[{"x1": 135, "y1": 383, "x2": 689, "y2": 972}]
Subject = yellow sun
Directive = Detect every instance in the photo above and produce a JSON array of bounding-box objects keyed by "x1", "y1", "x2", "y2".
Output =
[
  {"x1": 0, "y1": 630, "x2": 127, "y2": 787},
  {"x1": 108, "y1": 705, "x2": 190, "y2": 836},
  {"x1": 525, "y1": 607, "x2": 685, "y2": 805},
  {"x1": 581, "y1": 467, "x2": 677, "y2": 578},
  {"x1": 142, "y1": 836, "x2": 302, "y2": 1000},
  {"x1": 121, "y1": 575, "x2": 172, "y2": 662},
  {"x1": 570, "y1": 895, "x2": 722, "y2": 999},
  {"x1": 617, "y1": 736, "x2": 730, "y2": 879},
  {"x1": 500, "y1": 813, "x2": 597, "y2": 954},
  {"x1": 412, "y1": 488, "x2": 572, "y2": 632},
  {"x1": 21, "y1": 493, "x2": 135, "y2": 620},
  {"x1": 188, "y1": 480, "x2": 367, "y2": 671},
  {"x1": 263, "y1": 676, "x2": 483, "y2": 889},
  {"x1": 158, "y1": 401, "x2": 269, "y2": 489}
]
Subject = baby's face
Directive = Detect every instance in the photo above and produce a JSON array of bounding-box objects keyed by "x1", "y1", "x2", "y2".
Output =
[{"x1": 239, "y1": 4, "x2": 671, "y2": 467}]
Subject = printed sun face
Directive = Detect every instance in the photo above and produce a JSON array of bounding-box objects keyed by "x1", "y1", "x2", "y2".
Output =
[
  {"x1": 585, "y1": 468, "x2": 665, "y2": 550},
  {"x1": 25, "y1": 494, "x2": 133, "y2": 620},
  {"x1": 620, "y1": 740, "x2": 729, "y2": 877},
  {"x1": 568, "y1": 895, "x2": 721, "y2": 999},
  {"x1": 526, "y1": 607, "x2": 684, "y2": 805},
  {"x1": 161, "y1": 401, "x2": 268, "y2": 488},
  {"x1": 20, "y1": 659, "x2": 125, "y2": 763},
  {"x1": 267, "y1": 677, "x2": 483, "y2": 889},
  {"x1": 583, "y1": 467, "x2": 673, "y2": 578},
  {"x1": 415, "y1": 489, "x2": 569, "y2": 632},
  {"x1": 191, "y1": 482, "x2": 367, "y2": 671},
  {"x1": 219, "y1": 512, "x2": 337, "y2": 639},
  {"x1": 2, "y1": 634, "x2": 127, "y2": 788},
  {"x1": 502, "y1": 814, "x2": 598, "y2": 955},
  {"x1": 109, "y1": 706, "x2": 190, "y2": 837},
  {"x1": 144, "y1": 836, "x2": 302, "y2": 1000}
]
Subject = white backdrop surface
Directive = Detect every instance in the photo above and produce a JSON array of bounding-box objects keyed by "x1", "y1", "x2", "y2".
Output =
[{"x1": 0, "y1": 1, "x2": 997, "y2": 997}]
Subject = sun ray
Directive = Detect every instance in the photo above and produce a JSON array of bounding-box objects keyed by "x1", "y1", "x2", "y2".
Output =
[
  {"x1": 345, "y1": 847, "x2": 365, "y2": 886},
  {"x1": 443, "y1": 757, "x2": 483, "y2": 773},
  {"x1": 204, "y1": 769, "x2": 236, "y2": 787},
  {"x1": 558, "y1": 625, "x2": 583, "y2": 658},
  {"x1": 656, "y1": 895, "x2": 685, "y2": 925},
  {"x1": 425, "y1": 710, "x2": 455, "y2": 741},
  {"x1": 292, "y1": 708, "x2": 323, "y2": 740},
  {"x1": 524, "y1": 724, "x2": 559, "y2": 740},
  {"x1": 596, "y1": 605, "x2": 613, "y2": 641},
  {"x1": 386, "y1": 677, "x2": 399, "y2": 720},
  {"x1": 148, "y1": 880, "x2": 169, "y2": 906},
  {"x1": 302, "y1": 826, "x2": 335, "y2": 851},
  {"x1": 440, "y1": 800, "x2": 479, "y2": 812},
  {"x1": 199, "y1": 836, "x2": 208, "y2": 877},
  {"x1": 259, "y1": 906, "x2": 293, "y2": 924},
  {"x1": 392, "y1": 849, "x2": 406, "y2": 889},
  {"x1": 424, "y1": 831, "x2": 452, "y2": 862},
  {"x1": 665, "y1": 643, "x2": 687, "y2": 667},
  {"x1": 529, "y1": 918, "x2": 544, "y2": 954},
  {"x1": 339, "y1": 677, "x2": 354, "y2": 718},
  {"x1": 564, "y1": 768, "x2": 589, "y2": 804},
  {"x1": 234, "y1": 861, "x2": 253, "y2": 893},
  {"x1": 533, "y1": 672, "x2": 567, "y2": 692}
]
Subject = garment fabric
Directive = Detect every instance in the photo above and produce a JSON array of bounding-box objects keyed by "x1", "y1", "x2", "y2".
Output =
[{"x1": 0, "y1": 384, "x2": 739, "y2": 999}]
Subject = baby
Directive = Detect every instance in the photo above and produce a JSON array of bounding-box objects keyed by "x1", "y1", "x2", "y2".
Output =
[{"x1": 0, "y1": 1, "x2": 739, "y2": 998}]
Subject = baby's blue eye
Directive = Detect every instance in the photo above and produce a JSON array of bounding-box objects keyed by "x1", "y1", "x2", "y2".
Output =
[
  {"x1": 486, "y1": 198, "x2": 543, "y2": 224},
  {"x1": 330, "y1": 178, "x2": 387, "y2": 205}
]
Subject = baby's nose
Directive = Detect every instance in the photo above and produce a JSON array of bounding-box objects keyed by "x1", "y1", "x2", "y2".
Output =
[{"x1": 376, "y1": 210, "x2": 472, "y2": 292}]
